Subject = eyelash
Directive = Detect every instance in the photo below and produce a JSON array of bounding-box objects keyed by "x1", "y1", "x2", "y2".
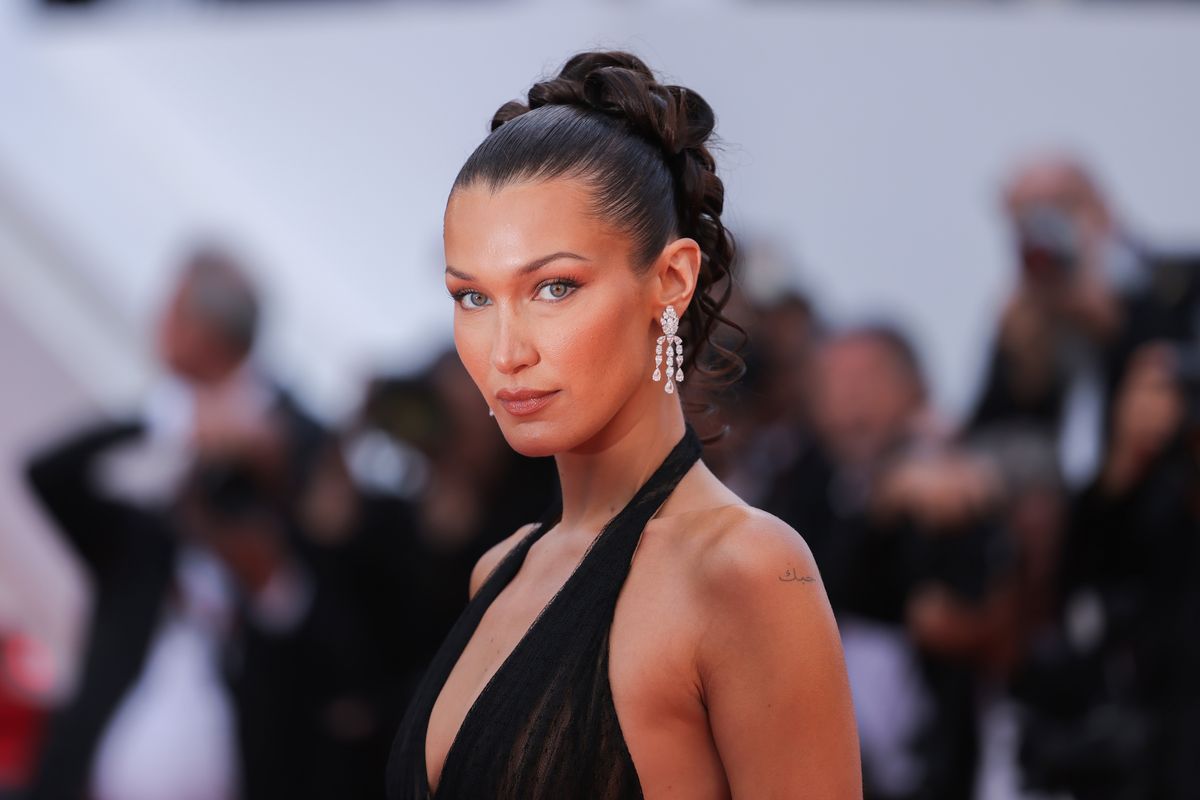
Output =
[
  {"x1": 535, "y1": 276, "x2": 581, "y2": 301},
  {"x1": 449, "y1": 277, "x2": 582, "y2": 310},
  {"x1": 450, "y1": 288, "x2": 489, "y2": 310}
]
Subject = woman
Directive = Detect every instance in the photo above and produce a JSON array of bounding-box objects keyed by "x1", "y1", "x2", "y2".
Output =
[{"x1": 387, "y1": 51, "x2": 861, "y2": 799}]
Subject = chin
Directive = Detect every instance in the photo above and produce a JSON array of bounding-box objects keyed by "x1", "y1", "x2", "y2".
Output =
[{"x1": 497, "y1": 418, "x2": 574, "y2": 459}]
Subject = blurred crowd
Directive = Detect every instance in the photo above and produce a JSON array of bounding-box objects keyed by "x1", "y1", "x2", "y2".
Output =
[
  {"x1": 1, "y1": 154, "x2": 1197, "y2": 800},
  {"x1": 709, "y1": 156, "x2": 1200, "y2": 800}
]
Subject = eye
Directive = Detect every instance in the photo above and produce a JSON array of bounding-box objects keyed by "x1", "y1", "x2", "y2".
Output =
[
  {"x1": 453, "y1": 290, "x2": 491, "y2": 310},
  {"x1": 535, "y1": 280, "x2": 578, "y2": 302}
]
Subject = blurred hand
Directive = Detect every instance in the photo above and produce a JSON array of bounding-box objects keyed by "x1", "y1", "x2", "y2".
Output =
[
  {"x1": 1101, "y1": 342, "x2": 1184, "y2": 494},
  {"x1": 1056, "y1": 244, "x2": 1123, "y2": 342},
  {"x1": 996, "y1": 286, "x2": 1061, "y2": 403},
  {"x1": 907, "y1": 582, "x2": 1016, "y2": 667},
  {"x1": 874, "y1": 452, "x2": 1002, "y2": 531},
  {"x1": 1003, "y1": 254, "x2": 1121, "y2": 347},
  {"x1": 191, "y1": 399, "x2": 288, "y2": 497},
  {"x1": 190, "y1": 376, "x2": 281, "y2": 458},
  {"x1": 906, "y1": 583, "x2": 968, "y2": 651}
]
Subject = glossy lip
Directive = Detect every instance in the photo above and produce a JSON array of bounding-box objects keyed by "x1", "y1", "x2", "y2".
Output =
[{"x1": 495, "y1": 387, "x2": 559, "y2": 417}]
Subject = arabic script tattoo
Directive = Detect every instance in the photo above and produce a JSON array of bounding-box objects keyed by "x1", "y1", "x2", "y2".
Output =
[{"x1": 778, "y1": 565, "x2": 816, "y2": 584}]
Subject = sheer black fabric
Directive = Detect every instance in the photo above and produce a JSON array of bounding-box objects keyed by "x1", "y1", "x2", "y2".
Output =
[{"x1": 387, "y1": 424, "x2": 703, "y2": 799}]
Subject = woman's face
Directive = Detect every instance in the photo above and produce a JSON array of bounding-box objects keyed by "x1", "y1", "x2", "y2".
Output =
[{"x1": 443, "y1": 177, "x2": 658, "y2": 457}]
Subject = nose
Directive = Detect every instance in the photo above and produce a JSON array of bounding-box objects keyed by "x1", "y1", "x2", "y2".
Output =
[{"x1": 491, "y1": 306, "x2": 538, "y2": 376}]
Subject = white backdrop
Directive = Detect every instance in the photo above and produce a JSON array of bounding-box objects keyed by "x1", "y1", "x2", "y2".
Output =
[{"x1": 2, "y1": 1, "x2": 1198, "y2": 420}]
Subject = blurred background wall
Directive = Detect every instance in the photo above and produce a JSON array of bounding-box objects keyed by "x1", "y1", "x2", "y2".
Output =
[{"x1": 2, "y1": 1, "x2": 1197, "y2": 420}]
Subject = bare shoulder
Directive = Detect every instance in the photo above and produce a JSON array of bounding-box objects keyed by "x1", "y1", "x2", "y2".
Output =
[
  {"x1": 693, "y1": 504, "x2": 823, "y2": 597},
  {"x1": 663, "y1": 462, "x2": 822, "y2": 594},
  {"x1": 468, "y1": 521, "x2": 541, "y2": 601},
  {"x1": 687, "y1": 503, "x2": 842, "y2": 680}
]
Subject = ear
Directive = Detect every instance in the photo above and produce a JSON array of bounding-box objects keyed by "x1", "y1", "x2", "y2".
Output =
[{"x1": 650, "y1": 237, "x2": 701, "y2": 317}]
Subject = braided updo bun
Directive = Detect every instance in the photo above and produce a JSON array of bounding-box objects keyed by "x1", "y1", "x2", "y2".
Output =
[{"x1": 453, "y1": 51, "x2": 744, "y2": 426}]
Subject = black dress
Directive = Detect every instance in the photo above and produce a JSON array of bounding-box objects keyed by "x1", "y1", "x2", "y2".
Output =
[{"x1": 386, "y1": 424, "x2": 703, "y2": 799}]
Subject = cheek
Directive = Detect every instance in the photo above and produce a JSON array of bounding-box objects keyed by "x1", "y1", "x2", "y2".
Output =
[{"x1": 542, "y1": 292, "x2": 645, "y2": 389}]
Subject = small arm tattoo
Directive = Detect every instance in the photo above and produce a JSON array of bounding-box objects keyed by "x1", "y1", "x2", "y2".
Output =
[{"x1": 779, "y1": 566, "x2": 816, "y2": 583}]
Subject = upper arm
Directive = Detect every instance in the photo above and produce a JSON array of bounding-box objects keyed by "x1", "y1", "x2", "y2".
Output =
[
  {"x1": 468, "y1": 523, "x2": 539, "y2": 601},
  {"x1": 697, "y1": 513, "x2": 862, "y2": 799},
  {"x1": 24, "y1": 419, "x2": 147, "y2": 568}
]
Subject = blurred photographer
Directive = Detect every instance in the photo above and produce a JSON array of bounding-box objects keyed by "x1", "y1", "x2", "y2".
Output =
[
  {"x1": 21, "y1": 246, "x2": 341, "y2": 800},
  {"x1": 1014, "y1": 341, "x2": 1200, "y2": 799},
  {"x1": 968, "y1": 155, "x2": 1200, "y2": 486}
]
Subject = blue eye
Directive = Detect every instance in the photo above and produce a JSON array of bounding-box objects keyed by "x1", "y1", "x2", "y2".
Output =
[
  {"x1": 455, "y1": 290, "x2": 490, "y2": 310},
  {"x1": 536, "y1": 280, "x2": 578, "y2": 301}
]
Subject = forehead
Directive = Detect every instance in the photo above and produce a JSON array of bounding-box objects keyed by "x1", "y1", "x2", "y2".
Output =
[
  {"x1": 1005, "y1": 163, "x2": 1088, "y2": 209},
  {"x1": 444, "y1": 177, "x2": 621, "y2": 272}
]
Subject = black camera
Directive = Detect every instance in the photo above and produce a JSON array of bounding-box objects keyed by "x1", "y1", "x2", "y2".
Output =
[{"x1": 185, "y1": 457, "x2": 274, "y2": 521}]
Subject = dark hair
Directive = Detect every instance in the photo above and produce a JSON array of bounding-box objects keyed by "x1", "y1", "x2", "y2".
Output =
[
  {"x1": 452, "y1": 51, "x2": 744, "y2": 433},
  {"x1": 179, "y1": 244, "x2": 261, "y2": 356}
]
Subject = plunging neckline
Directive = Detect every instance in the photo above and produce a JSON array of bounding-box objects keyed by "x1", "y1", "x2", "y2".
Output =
[
  {"x1": 422, "y1": 514, "x2": 595, "y2": 798},
  {"x1": 413, "y1": 423, "x2": 702, "y2": 799}
]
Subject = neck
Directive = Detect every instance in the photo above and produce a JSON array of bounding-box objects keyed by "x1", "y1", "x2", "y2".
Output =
[{"x1": 552, "y1": 387, "x2": 688, "y2": 534}]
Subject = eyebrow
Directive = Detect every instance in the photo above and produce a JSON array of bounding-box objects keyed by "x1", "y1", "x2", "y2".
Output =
[{"x1": 445, "y1": 251, "x2": 589, "y2": 282}]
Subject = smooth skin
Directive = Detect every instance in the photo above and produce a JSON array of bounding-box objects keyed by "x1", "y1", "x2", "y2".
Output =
[{"x1": 427, "y1": 176, "x2": 862, "y2": 798}]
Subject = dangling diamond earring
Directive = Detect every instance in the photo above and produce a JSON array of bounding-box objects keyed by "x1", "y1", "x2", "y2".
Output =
[{"x1": 651, "y1": 304, "x2": 684, "y2": 394}]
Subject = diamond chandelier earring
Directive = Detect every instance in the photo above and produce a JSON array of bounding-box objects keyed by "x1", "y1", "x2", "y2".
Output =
[{"x1": 652, "y1": 305, "x2": 683, "y2": 394}]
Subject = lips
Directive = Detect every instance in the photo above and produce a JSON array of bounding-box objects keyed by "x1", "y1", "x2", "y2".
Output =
[{"x1": 495, "y1": 388, "x2": 559, "y2": 417}]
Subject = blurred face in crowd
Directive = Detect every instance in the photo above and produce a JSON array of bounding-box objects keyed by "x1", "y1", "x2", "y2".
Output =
[
  {"x1": 155, "y1": 277, "x2": 240, "y2": 385},
  {"x1": 444, "y1": 177, "x2": 692, "y2": 458},
  {"x1": 812, "y1": 334, "x2": 924, "y2": 468},
  {"x1": 1004, "y1": 158, "x2": 1116, "y2": 294},
  {"x1": 1004, "y1": 158, "x2": 1112, "y2": 237}
]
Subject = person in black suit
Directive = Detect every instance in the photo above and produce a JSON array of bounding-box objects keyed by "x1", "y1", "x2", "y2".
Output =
[
  {"x1": 967, "y1": 156, "x2": 1200, "y2": 471},
  {"x1": 21, "y1": 246, "x2": 377, "y2": 800},
  {"x1": 965, "y1": 154, "x2": 1200, "y2": 800}
]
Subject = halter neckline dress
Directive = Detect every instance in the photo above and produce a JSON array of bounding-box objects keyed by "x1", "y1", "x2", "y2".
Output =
[{"x1": 386, "y1": 423, "x2": 703, "y2": 799}]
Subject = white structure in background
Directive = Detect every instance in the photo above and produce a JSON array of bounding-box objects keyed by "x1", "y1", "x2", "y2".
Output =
[{"x1": 0, "y1": 0, "x2": 1197, "y2": 732}]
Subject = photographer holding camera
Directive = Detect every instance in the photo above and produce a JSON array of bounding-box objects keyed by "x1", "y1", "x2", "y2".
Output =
[
  {"x1": 20, "y1": 247, "x2": 361, "y2": 800},
  {"x1": 966, "y1": 155, "x2": 1200, "y2": 797},
  {"x1": 968, "y1": 156, "x2": 1200, "y2": 486}
]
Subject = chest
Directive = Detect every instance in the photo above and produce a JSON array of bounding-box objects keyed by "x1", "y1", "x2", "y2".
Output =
[{"x1": 424, "y1": 529, "x2": 720, "y2": 797}]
